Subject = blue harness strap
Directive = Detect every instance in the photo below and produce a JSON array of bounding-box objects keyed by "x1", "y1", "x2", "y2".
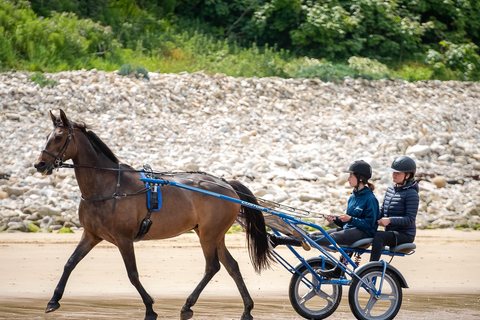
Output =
[{"x1": 140, "y1": 172, "x2": 162, "y2": 211}]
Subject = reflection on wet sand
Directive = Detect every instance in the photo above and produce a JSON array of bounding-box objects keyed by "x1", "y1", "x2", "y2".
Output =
[{"x1": 0, "y1": 294, "x2": 479, "y2": 320}]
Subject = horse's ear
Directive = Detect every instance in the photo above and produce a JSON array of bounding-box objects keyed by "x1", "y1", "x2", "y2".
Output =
[
  {"x1": 59, "y1": 109, "x2": 69, "y2": 126},
  {"x1": 49, "y1": 110, "x2": 57, "y2": 126}
]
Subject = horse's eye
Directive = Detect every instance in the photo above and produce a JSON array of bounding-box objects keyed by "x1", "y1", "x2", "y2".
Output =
[{"x1": 55, "y1": 135, "x2": 63, "y2": 141}]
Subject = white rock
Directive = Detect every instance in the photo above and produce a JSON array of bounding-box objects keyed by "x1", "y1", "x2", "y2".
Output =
[
  {"x1": 406, "y1": 145, "x2": 431, "y2": 156},
  {"x1": 1, "y1": 71, "x2": 479, "y2": 231}
]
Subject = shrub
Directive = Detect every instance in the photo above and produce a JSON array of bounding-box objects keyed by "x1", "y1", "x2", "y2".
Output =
[
  {"x1": 348, "y1": 57, "x2": 391, "y2": 80},
  {"x1": 30, "y1": 72, "x2": 57, "y2": 87},
  {"x1": 426, "y1": 41, "x2": 480, "y2": 80},
  {"x1": 0, "y1": 0, "x2": 120, "y2": 71},
  {"x1": 118, "y1": 64, "x2": 150, "y2": 80},
  {"x1": 284, "y1": 57, "x2": 354, "y2": 82},
  {"x1": 394, "y1": 63, "x2": 434, "y2": 81},
  {"x1": 118, "y1": 64, "x2": 134, "y2": 76}
]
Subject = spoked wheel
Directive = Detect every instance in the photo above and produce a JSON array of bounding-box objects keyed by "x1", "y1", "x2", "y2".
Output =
[
  {"x1": 289, "y1": 260, "x2": 342, "y2": 320},
  {"x1": 348, "y1": 267, "x2": 402, "y2": 320}
]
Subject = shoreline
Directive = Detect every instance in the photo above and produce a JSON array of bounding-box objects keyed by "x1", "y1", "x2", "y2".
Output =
[{"x1": 1, "y1": 229, "x2": 479, "y2": 297}]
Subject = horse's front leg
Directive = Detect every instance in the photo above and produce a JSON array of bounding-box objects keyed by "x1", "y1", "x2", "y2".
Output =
[
  {"x1": 117, "y1": 238, "x2": 157, "y2": 320},
  {"x1": 46, "y1": 232, "x2": 102, "y2": 313}
]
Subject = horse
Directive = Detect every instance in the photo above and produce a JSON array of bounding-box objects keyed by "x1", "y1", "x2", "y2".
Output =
[{"x1": 34, "y1": 109, "x2": 273, "y2": 320}]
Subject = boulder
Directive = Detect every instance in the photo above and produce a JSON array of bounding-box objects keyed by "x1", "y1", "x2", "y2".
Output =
[{"x1": 432, "y1": 176, "x2": 447, "y2": 188}]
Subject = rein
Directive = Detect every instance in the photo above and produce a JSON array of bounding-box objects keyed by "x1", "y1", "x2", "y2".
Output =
[{"x1": 59, "y1": 163, "x2": 325, "y2": 218}]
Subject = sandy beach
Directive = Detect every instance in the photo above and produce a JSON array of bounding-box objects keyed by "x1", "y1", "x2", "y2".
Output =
[{"x1": 1, "y1": 229, "x2": 479, "y2": 319}]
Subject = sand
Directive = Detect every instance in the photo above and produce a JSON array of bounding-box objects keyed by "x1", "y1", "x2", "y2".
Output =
[{"x1": 0, "y1": 229, "x2": 479, "y2": 319}]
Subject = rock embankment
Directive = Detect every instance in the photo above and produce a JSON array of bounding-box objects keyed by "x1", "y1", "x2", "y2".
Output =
[{"x1": 1, "y1": 70, "x2": 479, "y2": 232}]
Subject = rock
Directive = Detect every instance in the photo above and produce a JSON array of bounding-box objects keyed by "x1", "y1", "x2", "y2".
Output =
[
  {"x1": 406, "y1": 145, "x2": 431, "y2": 157},
  {"x1": 5, "y1": 186, "x2": 25, "y2": 197},
  {"x1": 7, "y1": 222, "x2": 27, "y2": 232},
  {"x1": 0, "y1": 191, "x2": 8, "y2": 199},
  {"x1": 63, "y1": 221, "x2": 77, "y2": 228},
  {"x1": 432, "y1": 176, "x2": 447, "y2": 188},
  {"x1": 431, "y1": 219, "x2": 454, "y2": 228},
  {"x1": 40, "y1": 216, "x2": 53, "y2": 229},
  {"x1": 5, "y1": 113, "x2": 21, "y2": 120},
  {"x1": 38, "y1": 206, "x2": 61, "y2": 217},
  {"x1": 54, "y1": 216, "x2": 67, "y2": 225},
  {"x1": 298, "y1": 193, "x2": 325, "y2": 202},
  {"x1": 465, "y1": 207, "x2": 480, "y2": 217}
]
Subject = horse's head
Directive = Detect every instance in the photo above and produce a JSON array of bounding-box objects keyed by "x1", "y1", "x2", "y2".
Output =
[{"x1": 34, "y1": 109, "x2": 76, "y2": 175}]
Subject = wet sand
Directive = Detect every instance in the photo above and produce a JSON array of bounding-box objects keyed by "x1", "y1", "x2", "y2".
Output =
[{"x1": 1, "y1": 229, "x2": 479, "y2": 319}]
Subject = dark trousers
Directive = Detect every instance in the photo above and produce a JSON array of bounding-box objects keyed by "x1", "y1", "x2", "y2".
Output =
[
  {"x1": 370, "y1": 231, "x2": 415, "y2": 261},
  {"x1": 310, "y1": 227, "x2": 369, "y2": 247}
]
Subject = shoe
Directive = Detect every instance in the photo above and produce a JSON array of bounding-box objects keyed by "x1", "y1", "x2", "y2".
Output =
[
  {"x1": 267, "y1": 234, "x2": 310, "y2": 250},
  {"x1": 319, "y1": 266, "x2": 344, "y2": 278}
]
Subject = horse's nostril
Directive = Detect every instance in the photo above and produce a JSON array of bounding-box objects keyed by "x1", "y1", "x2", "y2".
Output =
[{"x1": 35, "y1": 161, "x2": 45, "y2": 169}]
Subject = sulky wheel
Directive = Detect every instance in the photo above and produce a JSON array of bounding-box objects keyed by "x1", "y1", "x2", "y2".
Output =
[
  {"x1": 348, "y1": 267, "x2": 402, "y2": 320},
  {"x1": 289, "y1": 260, "x2": 342, "y2": 320}
]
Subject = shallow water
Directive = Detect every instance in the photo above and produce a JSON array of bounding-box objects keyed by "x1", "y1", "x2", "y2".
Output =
[{"x1": 1, "y1": 293, "x2": 479, "y2": 320}]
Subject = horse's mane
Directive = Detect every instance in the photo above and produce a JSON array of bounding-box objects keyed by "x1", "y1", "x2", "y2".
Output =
[{"x1": 71, "y1": 121, "x2": 120, "y2": 164}]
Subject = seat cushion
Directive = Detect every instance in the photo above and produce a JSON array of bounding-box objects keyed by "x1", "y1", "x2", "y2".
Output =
[
  {"x1": 345, "y1": 238, "x2": 373, "y2": 249},
  {"x1": 388, "y1": 243, "x2": 416, "y2": 254}
]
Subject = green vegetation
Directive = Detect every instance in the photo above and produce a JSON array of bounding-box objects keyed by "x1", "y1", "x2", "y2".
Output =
[
  {"x1": 1, "y1": 0, "x2": 479, "y2": 80},
  {"x1": 27, "y1": 222, "x2": 40, "y2": 232},
  {"x1": 227, "y1": 224, "x2": 244, "y2": 234},
  {"x1": 30, "y1": 72, "x2": 57, "y2": 87},
  {"x1": 57, "y1": 227, "x2": 74, "y2": 233}
]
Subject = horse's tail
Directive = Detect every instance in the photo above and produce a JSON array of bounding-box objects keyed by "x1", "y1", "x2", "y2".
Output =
[{"x1": 228, "y1": 179, "x2": 274, "y2": 273}]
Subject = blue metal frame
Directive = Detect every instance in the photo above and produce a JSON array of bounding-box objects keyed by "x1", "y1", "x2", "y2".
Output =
[{"x1": 140, "y1": 177, "x2": 411, "y2": 293}]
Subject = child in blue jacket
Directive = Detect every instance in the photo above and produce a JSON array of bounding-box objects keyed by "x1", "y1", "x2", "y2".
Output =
[{"x1": 269, "y1": 160, "x2": 380, "y2": 268}]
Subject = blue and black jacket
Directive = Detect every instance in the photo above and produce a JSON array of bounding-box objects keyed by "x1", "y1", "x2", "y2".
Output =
[
  {"x1": 334, "y1": 187, "x2": 380, "y2": 237},
  {"x1": 381, "y1": 181, "x2": 419, "y2": 238}
]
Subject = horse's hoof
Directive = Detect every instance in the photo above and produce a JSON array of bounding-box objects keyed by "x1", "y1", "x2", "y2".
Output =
[
  {"x1": 45, "y1": 301, "x2": 60, "y2": 313},
  {"x1": 180, "y1": 308, "x2": 194, "y2": 320},
  {"x1": 145, "y1": 311, "x2": 158, "y2": 320},
  {"x1": 241, "y1": 312, "x2": 253, "y2": 320}
]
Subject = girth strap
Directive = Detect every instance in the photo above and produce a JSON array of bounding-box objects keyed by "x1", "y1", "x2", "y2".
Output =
[{"x1": 135, "y1": 169, "x2": 163, "y2": 241}]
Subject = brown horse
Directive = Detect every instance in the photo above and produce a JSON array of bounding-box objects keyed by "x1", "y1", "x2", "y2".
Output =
[{"x1": 34, "y1": 109, "x2": 273, "y2": 320}]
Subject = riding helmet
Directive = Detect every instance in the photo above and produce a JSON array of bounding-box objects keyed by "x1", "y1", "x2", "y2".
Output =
[
  {"x1": 344, "y1": 160, "x2": 372, "y2": 180},
  {"x1": 389, "y1": 156, "x2": 416, "y2": 174}
]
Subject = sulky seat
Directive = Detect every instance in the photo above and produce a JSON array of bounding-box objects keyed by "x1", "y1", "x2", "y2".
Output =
[
  {"x1": 386, "y1": 243, "x2": 416, "y2": 254},
  {"x1": 344, "y1": 238, "x2": 373, "y2": 249}
]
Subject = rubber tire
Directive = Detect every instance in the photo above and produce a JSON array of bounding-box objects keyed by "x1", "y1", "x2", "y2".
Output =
[
  {"x1": 289, "y1": 260, "x2": 342, "y2": 320},
  {"x1": 348, "y1": 267, "x2": 402, "y2": 320}
]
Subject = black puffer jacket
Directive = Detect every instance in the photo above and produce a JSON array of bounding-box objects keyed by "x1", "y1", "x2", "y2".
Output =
[{"x1": 381, "y1": 181, "x2": 419, "y2": 238}]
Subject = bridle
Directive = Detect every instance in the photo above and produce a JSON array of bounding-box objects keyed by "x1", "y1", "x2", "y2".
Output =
[{"x1": 41, "y1": 124, "x2": 74, "y2": 169}]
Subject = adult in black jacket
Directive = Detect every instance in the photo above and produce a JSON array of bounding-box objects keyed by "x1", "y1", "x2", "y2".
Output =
[{"x1": 370, "y1": 156, "x2": 419, "y2": 261}]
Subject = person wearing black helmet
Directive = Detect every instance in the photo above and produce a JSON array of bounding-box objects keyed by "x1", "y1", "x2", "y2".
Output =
[
  {"x1": 269, "y1": 160, "x2": 380, "y2": 277},
  {"x1": 369, "y1": 156, "x2": 419, "y2": 261}
]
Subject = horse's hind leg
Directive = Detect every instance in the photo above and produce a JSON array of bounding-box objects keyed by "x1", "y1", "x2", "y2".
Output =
[
  {"x1": 117, "y1": 238, "x2": 157, "y2": 320},
  {"x1": 218, "y1": 241, "x2": 254, "y2": 320},
  {"x1": 46, "y1": 232, "x2": 102, "y2": 313},
  {"x1": 181, "y1": 240, "x2": 221, "y2": 320}
]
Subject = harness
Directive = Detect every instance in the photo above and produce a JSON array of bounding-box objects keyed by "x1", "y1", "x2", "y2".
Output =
[
  {"x1": 77, "y1": 164, "x2": 163, "y2": 241},
  {"x1": 135, "y1": 168, "x2": 163, "y2": 241}
]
